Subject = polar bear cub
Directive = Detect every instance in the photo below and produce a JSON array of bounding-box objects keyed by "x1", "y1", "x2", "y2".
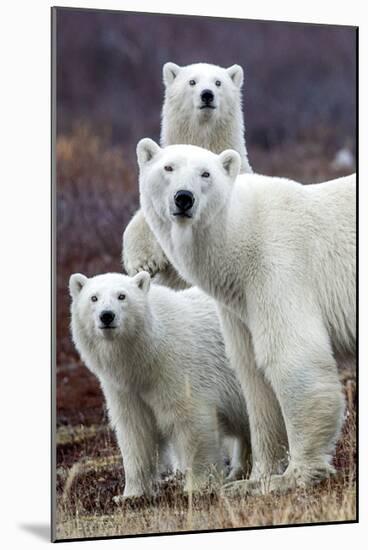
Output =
[
  {"x1": 137, "y1": 138, "x2": 356, "y2": 495},
  {"x1": 123, "y1": 62, "x2": 252, "y2": 289},
  {"x1": 160, "y1": 62, "x2": 251, "y2": 171},
  {"x1": 69, "y1": 271, "x2": 251, "y2": 498}
]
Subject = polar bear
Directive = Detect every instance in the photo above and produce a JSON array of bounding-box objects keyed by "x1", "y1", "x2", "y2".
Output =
[
  {"x1": 123, "y1": 62, "x2": 252, "y2": 289},
  {"x1": 136, "y1": 138, "x2": 356, "y2": 496},
  {"x1": 69, "y1": 271, "x2": 251, "y2": 498}
]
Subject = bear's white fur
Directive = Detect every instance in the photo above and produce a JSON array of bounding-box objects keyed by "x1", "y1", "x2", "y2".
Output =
[
  {"x1": 137, "y1": 138, "x2": 356, "y2": 495},
  {"x1": 161, "y1": 62, "x2": 251, "y2": 171},
  {"x1": 69, "y1": 271, "x2": 251, "y2": 498},
  {"x1": 123, "y1": 62, "x2": 252, "y2": 289}
]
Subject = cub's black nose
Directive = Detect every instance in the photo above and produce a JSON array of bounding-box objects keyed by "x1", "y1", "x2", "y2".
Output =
[
  {"x1": 201, "y1": 89, "x2": 214, "y2": 104},
  {"x1": 100, "y1": 310, "x2": 115, "y2": 326},
  {"x1": 174, "y1": 190, "x2": 195, "y2": 212}
]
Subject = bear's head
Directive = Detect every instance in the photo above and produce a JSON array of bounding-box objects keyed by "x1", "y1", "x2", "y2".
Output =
[
  {"x1": 69, "y1": 272, "x2": 151, "y2": 340},
  {"x1": 163, "y1": 62, "x2": 244, "y2": 123},
  {"x1": 137, "y1": 139, "x2": 240, "y2": 227}
]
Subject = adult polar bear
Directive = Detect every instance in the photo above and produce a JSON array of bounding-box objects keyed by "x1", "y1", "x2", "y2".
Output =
[
  {"x1": 70, "y1": 271, "x2": 251, "y2": 498},
  {"x1": 136, "y1": 139, "x2": 356, "y2": 495},
  {"x1": 123, "y1": 62, "x2": 252, "y2": 288}
]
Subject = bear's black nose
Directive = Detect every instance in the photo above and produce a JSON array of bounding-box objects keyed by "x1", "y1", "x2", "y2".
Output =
[
  {"x1": 201, "y1": 89, "x2": 214, "y2": 104},
  {"x1": 100, "y1": 310, "x2": 115, "y2": 326},
  {"x1": 174, "y1": 190, "x2": 195, "y2": 212}
]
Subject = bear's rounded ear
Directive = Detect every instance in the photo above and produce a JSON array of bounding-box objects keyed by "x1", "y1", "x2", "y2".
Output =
[
  {"x1": 163, "y1": 62, "x2": 181, "y2": 86},
  {"x1": 133, "y1": 271, "x2": 151, "y2": 293},
  {"x1": 136, "y1": 138, "x2": 161, "y2": 167},
  {"x1": 69, "y1": 273, "x2": 88, "y2": 299},
  {"x1": 219, "y1": 150, "x2": 241, "y2": 180},
  {"x1": 227, "y1": 65, "x2": 244, "y2": 88}
]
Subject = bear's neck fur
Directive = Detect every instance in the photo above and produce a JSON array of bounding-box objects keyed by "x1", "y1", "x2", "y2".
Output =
[
  {"x1": 172, "y1": 214, "x2": 249, "y2": 315},
  {"x1": 73, "y1": 305, "x2": 163, "y2": 392},
  {"x1": 142, "y1": 182, "x2": 253, "y2": 318},
  {"x1": 161, "y1": 98, "x2": 252, "y2": 174}
]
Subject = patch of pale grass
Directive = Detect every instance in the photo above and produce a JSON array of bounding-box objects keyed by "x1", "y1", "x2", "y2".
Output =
[
  {"x1": 56, "y1": 474, "x2": 356, "y2": 540},
  {"x1": 55, "y1": 369, "x2": 356, "y2": 541}
]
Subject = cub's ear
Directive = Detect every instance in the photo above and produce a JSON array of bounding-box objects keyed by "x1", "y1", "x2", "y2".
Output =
[
  {"x1": 136, "y1": 138, "x2": 161, "y2": 167},
  {"x1": 163, "y1": 62, "x2": 181, "y2": 86},
  {"x1": 69, "y1": 273, "x2": 88, "y2": 299},
  {"x1": 227, "y1": 64, "x2": 244, "y2": 88},
  {"x1": 219, "y1": 150, "x2": 241, "y2": 180},
  {"x1": 133, "y1": 271, "x2": 151, "y2": 293}
]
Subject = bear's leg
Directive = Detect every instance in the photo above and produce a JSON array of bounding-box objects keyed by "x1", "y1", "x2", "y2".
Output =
[
  {"x1": 156, "y1": 437, "x2": 177, "y2": 482},
  {"x1": 223, "y1": 304, "x2": 345, "y2": 496},
  {"x1": 190, "y1": 433, "x2": 225, "y2": 492},
  {"x1": 174, "y1": 412, "x2": 224, "y2": 493},
  {"x1": 263, "y1": 327, "x2": 345, "y2": 493},
  {"x1": 122, "y1": 208, "x2": 169, "y2": 277},
  {"x1": 108, "y1": 392, "x2": 160, "y2": 499},
  {"x1": 218, "y1": 306, "x2": 289, "y2": 480},
  {"x1": 226, "y1": 436, "x2": 252, "y2": 481}
]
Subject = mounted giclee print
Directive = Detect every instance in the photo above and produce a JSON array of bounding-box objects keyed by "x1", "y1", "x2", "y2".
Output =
[{"x1": 51, "y1": 6, "x2": 358, "y2": 542}]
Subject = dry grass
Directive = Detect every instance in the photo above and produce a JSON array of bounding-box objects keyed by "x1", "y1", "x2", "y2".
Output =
[
  {"x1": 56, "y1": 481, "x2": 356, "y2": 541},
  {"x1": 55, "y1": 366, "x2": 356, "y2": 540}
]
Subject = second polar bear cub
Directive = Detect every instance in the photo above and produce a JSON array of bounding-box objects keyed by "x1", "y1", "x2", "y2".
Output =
[
  {"x1": 161, "y1": 62, "x2": 251, "y2": 171},
  {"x1": 137, "y1": 138, "x2": 356, "y2": 496},
  {"x1": 70, "y1": 271, "x2": 251, "y2": 499},
  {"x1": 123, "y1": 62, "x2": 252, "y2": 288}
]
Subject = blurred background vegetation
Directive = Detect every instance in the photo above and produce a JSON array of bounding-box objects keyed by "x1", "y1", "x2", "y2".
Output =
[
  {"x1": 57, "y1": 9, "x2": 356, "y2": 155},
  {"x1": 56, "y1": 6, "x2": 356, "y2": 429}
]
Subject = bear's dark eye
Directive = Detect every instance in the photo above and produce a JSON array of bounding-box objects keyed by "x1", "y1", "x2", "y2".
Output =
[
  {"x1": 189, "y1": 79, "x2": 196, "y2": 86},
  {"x1": 91, "y1": 295, "x2": 98, "y2": 302},
  {"x1": 164, "y1": 165, "x2": 173, "y2": 172},
  {"x1": 215, "y1": 80, "x2": 221, "y2": 87},
  {"x1": 118, "y1": 294, "x2": 126, "y2": 301},
  {"x1": 201, "y1": 171, "x2": 210, "y2": 178}
]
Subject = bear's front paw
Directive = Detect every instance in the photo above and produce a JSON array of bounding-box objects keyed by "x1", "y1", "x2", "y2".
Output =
[
  {"x1": 113, "y1": 493, "x2": 152, "y2": 508},
  {"x1": 123, "y1": 209, "x2": 170, "y2": 277},
  {"x1": 226, "y1": 465, "x2": 247, "y2": 482},
  {"x1": 123, "y1": 240, "x2": 170, "y2": 278},
  {"x1": 112, "y1": 494, "x2": 127, "y2": 505},
  {"x1": 137, "y1": 256, "x2": 169, "y2": 278},
  {"x1": 221, "y1": 470, "x2": 308, "y2": 497},
  {"x1": 113, "y1": 486, "x2": 152, "y2": 504},
  {"x1": 112, "y1": 492, "x2": 144, "y2": 505}
]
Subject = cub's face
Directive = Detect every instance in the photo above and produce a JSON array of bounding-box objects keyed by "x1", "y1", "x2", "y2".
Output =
[
  {"x1": 69, "y1": 272, "x2": 150, "y2": 339},
  {"x1": 163, "y1": 62, "x2": 243, "y2": 122},
  {"x1": 137, "y1": 140, "x2": 240, "y2": 227}
]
